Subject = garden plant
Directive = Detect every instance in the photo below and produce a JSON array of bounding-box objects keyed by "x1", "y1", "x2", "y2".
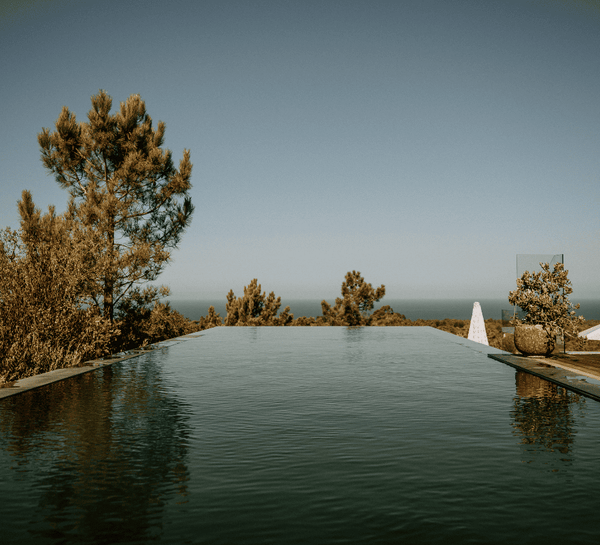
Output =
[{"x1": 508, "y1": 262, "x2": 584, "y2": 349}]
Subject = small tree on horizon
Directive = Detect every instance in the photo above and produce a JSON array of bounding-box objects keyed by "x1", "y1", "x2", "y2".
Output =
[
  {"x1": 225, "y1": 279, "x2": 293, "y2": 326},
  {"x1": 321, "y1": 270, "x2": 386, "y2": 326},
  {"x1": 38, "y1": 90, "x2": 194, "y2": 320}
]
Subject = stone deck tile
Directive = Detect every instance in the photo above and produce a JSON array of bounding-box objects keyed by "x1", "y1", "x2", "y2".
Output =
[{"x1": 488, "y1": 353, "x2": 600, "y2": 402}]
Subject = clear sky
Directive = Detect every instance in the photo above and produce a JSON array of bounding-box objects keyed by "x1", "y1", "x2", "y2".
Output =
[{"x1": 1, "y1": 0, "x2": 599, "y2": 302}]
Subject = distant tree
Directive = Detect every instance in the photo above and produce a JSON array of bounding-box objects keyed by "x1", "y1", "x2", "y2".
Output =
[
  {"x1": 370, "y1": 305, "x2": 407, "y2": 326},
  {"x1": 225, "y1": 279, "x2": 293, "y2": 326},
  {"x1": 291, "y1": 316, "x2": 317, "y2": 327},
  {"x1": 38, "y1": 90, "x2": 194, "y2": 320},
  {"x1": 321, "y1": 271, "x2": 386, "y2": 326},
  {"x1": 508, "y1": 262, "x2": 584, "y2": 340},
  {"x1": 196, "y1": 306, "x2": 223, "y2": 330}
]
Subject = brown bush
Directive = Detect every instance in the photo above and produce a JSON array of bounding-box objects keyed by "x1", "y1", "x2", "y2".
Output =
[
  {"x1": 0, "y1": 199, "x2": 116, "y2": 383},
  {"x1": 195, "y1": 305, "x2": 223, "y2": 331}
]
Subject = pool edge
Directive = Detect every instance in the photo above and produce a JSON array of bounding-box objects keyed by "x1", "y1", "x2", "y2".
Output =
[
  {"x1": 488, "y1": 353, "x2": 600, "y2": 402},
  {"x1": 0, "y1": 333, "x2": 206, "y2": 400}
]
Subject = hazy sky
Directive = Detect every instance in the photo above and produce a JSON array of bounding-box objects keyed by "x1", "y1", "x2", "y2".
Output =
[{"x1": 1, "y1": 0, "x2": 599, "y2": 301}]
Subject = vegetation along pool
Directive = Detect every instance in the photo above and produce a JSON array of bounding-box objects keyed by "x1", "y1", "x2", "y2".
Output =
[{"x1": 1, "y1": 327, "x2": 599, "y2": 544}]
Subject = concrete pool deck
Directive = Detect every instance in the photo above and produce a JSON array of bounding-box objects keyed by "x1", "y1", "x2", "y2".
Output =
[
  {"x1": 488, "y1": 352, "x2": 600, "y2": 402},
  {"x1": 0, "y1": 333, "x2": 205, "y2": 400}
]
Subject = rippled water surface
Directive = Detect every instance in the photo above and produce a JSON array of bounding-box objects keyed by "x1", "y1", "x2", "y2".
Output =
[{"x1": 2, "y1": 327, "x2": 599, "y2": 544}]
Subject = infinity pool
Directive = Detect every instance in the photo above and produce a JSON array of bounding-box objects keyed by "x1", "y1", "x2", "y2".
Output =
[{"x1": 1, "y1": 327, "x2": 599, "y2": 544}]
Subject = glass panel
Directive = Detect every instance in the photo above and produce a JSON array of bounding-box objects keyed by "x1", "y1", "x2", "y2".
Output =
[{"x1": 516, "y1": 254, "x2": 563, "y2": 278}]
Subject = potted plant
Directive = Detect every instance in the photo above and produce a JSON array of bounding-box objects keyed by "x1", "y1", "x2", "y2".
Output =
[{"x1": 508, "y1": 262, "x2": 584, "y2": 356}]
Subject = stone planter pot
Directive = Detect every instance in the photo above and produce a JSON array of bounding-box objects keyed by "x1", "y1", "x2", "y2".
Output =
[{"x1": 514, "y1": 324, "x2": 555, "y2": 356}]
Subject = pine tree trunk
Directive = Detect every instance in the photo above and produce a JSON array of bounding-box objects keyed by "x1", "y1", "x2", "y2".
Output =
[{"x1": 103, "y1": 219, "x2": 115, "y2": 321}]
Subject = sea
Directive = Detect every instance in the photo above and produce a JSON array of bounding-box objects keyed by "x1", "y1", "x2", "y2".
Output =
[{"x1": 167, "y1": 298, "x2": 600, "y2": 322}]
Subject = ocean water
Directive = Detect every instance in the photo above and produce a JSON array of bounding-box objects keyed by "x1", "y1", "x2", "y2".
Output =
[
  {"x1": 168, "y1": 298, "x2": 600, "y2": 321},
  {"x1": 2, "y1": 327, "x2": 600, "y2": 544}
]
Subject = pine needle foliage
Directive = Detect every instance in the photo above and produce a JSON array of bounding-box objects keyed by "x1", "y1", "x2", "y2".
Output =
[
  {"x1": 197, "y1": 306, "x2": 223, "y2": 329},
  {"x1": 115, "y1": 300, "x2": 199, "y2": 351},
  {"x1": 38, "y1": 90, "x2": 194, "y2": 320},
  {"x1": 0, "y1": 192, "x2": 116, "y2": 383},
  {"x1": 321, "y1": 271, "x2": 386, "y2": 326},
  {"x1": 225, "y1": 279, "x2": 293, "y2": 326}
]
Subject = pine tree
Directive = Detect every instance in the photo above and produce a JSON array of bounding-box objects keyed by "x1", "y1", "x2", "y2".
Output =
[
  {"x1": 225, "y1": 279, "x2": 293, "y2": 326},
  {"x1": 321, "y1": 270, "x2": 386, "y2": 326},
  {"x1": 38, "y1": 90, "x2": 194, "y2": 320}
]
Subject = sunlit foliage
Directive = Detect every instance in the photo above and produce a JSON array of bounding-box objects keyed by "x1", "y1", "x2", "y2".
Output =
[
  {"x1": 1, "y1": 89, "x2": 198, "y2": 382},
  {"x1": 508, "y1": 262, "x2": 584, "y2": 340},
  {"x1": 369, "y1": 305, "x2": 408, "y2": 326},
  {"x1": 225, "y1": 279, "x2": 293, "y2": 326},
  {"x1": 321, "y1": 270, "x2": 386, "y2": 326},
  {"x1": 196, "y1": 306, "x2": 223, "y2": 330},
  {"x1": 0, "y1": 192, "x2": 116, "y2": 382},
  {"x1": 115, "y1": 298, "x2": 198, "y2": 350},
  {"x1": 38, "y1": 90, "x2": 194, "y2": 321}
]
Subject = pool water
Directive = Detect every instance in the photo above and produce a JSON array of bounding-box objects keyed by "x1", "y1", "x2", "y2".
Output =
[{"x1": 1, "y1": 327, "x2": 599, "y2": 544}]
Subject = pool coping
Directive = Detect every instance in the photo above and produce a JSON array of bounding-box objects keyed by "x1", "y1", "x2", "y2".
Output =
[
  {"x1": 0, "y1": 333, "x2": 206, "y2": 400},
  {"x1": 488, "y1": 353, "x2": 600, "y2": 402}
]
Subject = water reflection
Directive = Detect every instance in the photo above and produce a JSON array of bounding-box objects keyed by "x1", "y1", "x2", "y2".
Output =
[
  {"x1": 511, "y1": 371, "x2": 585, "y2": 465},
  {"x1": 0, "y1": 354, "x2": 191, "y2": 543},
  {"x1": 3, "y1": 329, "x2": 600, "y2": 544},
  {"x1": 343, "y1": 327, "x2": 368, "y2": 369}
]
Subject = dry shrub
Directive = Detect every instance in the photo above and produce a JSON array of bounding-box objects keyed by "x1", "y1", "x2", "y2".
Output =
[
  {"x1": 0, "y1": 312, "x2": 115, "y2": 383},
  {"x1": 1, "y1": 191, "x2": 202, "y2": 383},
  {"x1": 115, "y1": 301, "x2": 199, "y2": 351},
  {"x1": 369, "y1": 305, "x2": 408, "y2": 326},
  {"x1": 0, "y1": 216, "x2": 116, "y2": 383}
]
